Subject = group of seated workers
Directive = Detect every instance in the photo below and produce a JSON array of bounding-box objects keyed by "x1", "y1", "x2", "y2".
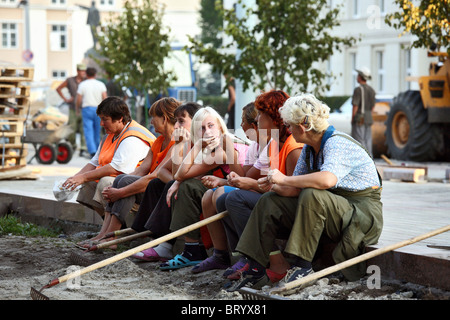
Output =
[{"x1": 63, "y1": 91, "x2": 383, "y2": 293}]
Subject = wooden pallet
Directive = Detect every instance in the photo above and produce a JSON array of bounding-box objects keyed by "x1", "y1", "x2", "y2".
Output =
[
  {"x1": 0, "y1": 65, "x2": 34, "y2": 173},
  {"x1": 0, "y1": 66, "x2": 34, "y2": 83}
]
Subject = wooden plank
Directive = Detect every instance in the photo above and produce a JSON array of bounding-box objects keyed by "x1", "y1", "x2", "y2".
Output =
[{"x1": 381, "y1": 167, "x2": 427, "y2": 182}]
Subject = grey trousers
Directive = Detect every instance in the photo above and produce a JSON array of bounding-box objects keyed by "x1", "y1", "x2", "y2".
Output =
[
  {"x1": 216, "y1": 189, "x2": 263, "y2": 251},
  {"x1": 105, "y1": 174, "x2": 144, "y2": 225},
  {"x1": 77, "y1": 176, "x2": 114, "y2": 216},
  {"x1": 351, "y1": 124, "x2": 372, "y2": 156}
]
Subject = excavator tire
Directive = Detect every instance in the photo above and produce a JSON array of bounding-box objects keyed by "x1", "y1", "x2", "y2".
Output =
[{"x1": 385, "y1": 90, "x2": 443, "y2": 161}]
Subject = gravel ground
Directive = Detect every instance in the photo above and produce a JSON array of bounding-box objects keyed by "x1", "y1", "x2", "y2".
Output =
[{"x1": 1, "y1": 234, "x2": 448, "y2": 302}]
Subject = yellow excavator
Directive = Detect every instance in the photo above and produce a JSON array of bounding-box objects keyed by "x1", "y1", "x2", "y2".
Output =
[{"x1": 385, "y1": 49, "x2": 450, "y2": 161}]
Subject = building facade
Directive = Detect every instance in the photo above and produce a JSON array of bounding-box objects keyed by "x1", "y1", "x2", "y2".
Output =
[
  {"x1": 0, "y1": 0, "x2": 200, "y2": 82},
  {"x1": 327, "y1": 0, "x2": 429, "y2": 97}
]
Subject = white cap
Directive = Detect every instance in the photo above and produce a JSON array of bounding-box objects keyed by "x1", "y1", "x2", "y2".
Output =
[{"x1": 355, "y1": 66, "x2": 371, "y2": 80}]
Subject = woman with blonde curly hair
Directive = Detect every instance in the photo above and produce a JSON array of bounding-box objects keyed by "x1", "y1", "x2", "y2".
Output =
[{"x1": 230, "y1": 93, "x2": 383, "y2": 292}]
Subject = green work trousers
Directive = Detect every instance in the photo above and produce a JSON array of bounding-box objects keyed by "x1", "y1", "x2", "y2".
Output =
[
  {"x1": 236, "y1": 187, "x2": 382, "y2": 280},
  {"x1": 169, "y1": 178, "x2": 208, "y2": 240}
]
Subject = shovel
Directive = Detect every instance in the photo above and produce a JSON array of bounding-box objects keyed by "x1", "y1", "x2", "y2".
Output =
[
  {"x1": 239, "y1": 224, "x2": 450, "y2": 300},
  {"x1": 69, "y1": 230, "x2": 153, "y2": 266},
  {"x1": 30, "y1": 211, "x2": 228, "y2": 300}
]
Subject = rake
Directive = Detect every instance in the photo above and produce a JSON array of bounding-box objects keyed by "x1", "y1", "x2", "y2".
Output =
[
  {"x1": 69, "y1": 230, "x2": 153, "y2": 266},
  {"x1": 98, "y1": 228, "x2": 136, "y2": 240},
  {"x1": 239, "y1": 224, "x2": 450, "y2": 300},
  {"x1": 30, "y1": 211, "x2": 228, "y2": 300}
]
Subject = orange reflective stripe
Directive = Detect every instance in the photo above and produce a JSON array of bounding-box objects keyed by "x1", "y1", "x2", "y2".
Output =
[{"x1": 97, "y1": 120, "x2": 156, "y2": 175}]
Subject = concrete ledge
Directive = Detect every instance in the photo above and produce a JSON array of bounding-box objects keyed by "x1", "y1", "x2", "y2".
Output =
[
  {"x1": 0, "y1": 192, "x2": 102, "y2": 227},
  {"x1": 367, "y1": 246, "x2": 450, "y2": 291}
]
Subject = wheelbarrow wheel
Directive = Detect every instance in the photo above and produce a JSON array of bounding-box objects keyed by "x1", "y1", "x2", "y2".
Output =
[
  {"x1": 56, "y1": 142, "x2": 74, "y2": 164},
  {"x1": 37, "y1": 143, "x2": 56, "y2": 165}
]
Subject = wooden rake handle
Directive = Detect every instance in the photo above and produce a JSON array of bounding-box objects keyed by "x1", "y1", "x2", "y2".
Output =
[
  {"x1": 271, "y1": 224, "x2": 450, "y2": 294},
  {"x1": 50, "y1": 211, "x2": 228, "y2": 287},
  {"x1": 88, "y1": 230, "x2": 153, "y2": 251},
  {"x1": 99, "y1": 228, "x2": 135, "y2": 241}
]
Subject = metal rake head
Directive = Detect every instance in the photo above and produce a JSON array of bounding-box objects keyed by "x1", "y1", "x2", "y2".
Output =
[
  {"x1": 238, "y1": 287, "x2": 290, "y2": 300},
  {"x1": 69, "y1": 250, "x2": 93, "y2": 267},
  {"x1": 30, "y1": 287, "x2": 50, "y2": 300}
]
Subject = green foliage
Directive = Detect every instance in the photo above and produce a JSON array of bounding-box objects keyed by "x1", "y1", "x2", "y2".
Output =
[
  {"x1": 386, "y1": 0, "x2": 450, "y2": 55},
  {"x1": 199, "y1": 0, "x2": 224, "y2": 48},
  {"x1": 320, "y1": 95, "x2": 351, "y2": 112},
  {"x1": 198, "y1": 95, "x2": 229, "y2": 116},
  {"x1": 0, "y1": 215, "x2": 59, "y2": 237},
  {"x1": 94, "y1": 0, "x2": 176, "y2": 95},
  {"x1": 188, "y1": 0, "x2": 357, "y2": 95}
]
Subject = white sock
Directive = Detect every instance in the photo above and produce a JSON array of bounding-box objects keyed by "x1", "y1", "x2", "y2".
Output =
[{"x1": 153, "y1": 242, "x2": 174, "y2": 259}]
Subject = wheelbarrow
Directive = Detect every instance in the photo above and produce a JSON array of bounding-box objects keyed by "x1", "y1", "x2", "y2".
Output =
[{"x1": 23, "y1": 125, "x2": 74, "y2": 165}]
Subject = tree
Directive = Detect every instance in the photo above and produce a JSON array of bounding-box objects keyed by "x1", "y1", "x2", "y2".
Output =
[
  {"x1": 386, "y1": 0, "x2": 450, "y2": 55},
  {"x1": 94, "y1": 0, "x2": 176, "y2": 96},
  {"x1": 188, "y1": 0, "x2": 356, "y2": 95},
  {"x1": 199, "y1": 0, "x2": 223, "y2": 48},
  {"x1": 197, "y1": 0, "x2": 224, "y2": 96}
]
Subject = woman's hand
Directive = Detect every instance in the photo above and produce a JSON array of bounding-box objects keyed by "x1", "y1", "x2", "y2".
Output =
[
  {"x1": 102, "y1": 186, "x2": 123, "y2": 203},
  {"x1": 166, "y1": 180, "x2": 180, "y2": 207},
  {"x1": 62, "y1": 175, "x2": 85, "y2": 191},
  {"x1": 202, "y1": 136, "x2": 221, "y2": 151},
  {"x1": 267, "y1": 169, "x2": 286, "y2": 185},
  {"x1": 227, "y1": 172, "x2": 254, "y2": 190},
  {"x1": 257, "y1": 176, "x2": 273, "y2": 193},
  {"x1": 201, "y1": 175, "x2": 225, "y2": 189},
  {"x1": 173, "y1": 127, "x2": 190, "y2": 144}
]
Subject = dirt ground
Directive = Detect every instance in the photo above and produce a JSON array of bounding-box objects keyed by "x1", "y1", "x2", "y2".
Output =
[{"x1": 1, "y1": 233, "x2": 449, "y2": 302}]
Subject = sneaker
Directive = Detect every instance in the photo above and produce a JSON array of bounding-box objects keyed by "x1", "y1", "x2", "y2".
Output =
[
  {"x1": 226, "y1": 272, "x2": 271, "y2": 292},
  {"x1": 277, "y1": 266, "x2": 314, "y2": 295},
  {"x1": 222, "y1": 256, "x2": 248, "y2": 278},
  {"x1": 191, "y1": 255, "x2": 230, "y2": 274}
]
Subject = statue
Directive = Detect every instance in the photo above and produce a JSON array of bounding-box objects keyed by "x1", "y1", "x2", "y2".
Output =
[{"x1": 77, "y1": 1, "x2": 100, "y2": 47}]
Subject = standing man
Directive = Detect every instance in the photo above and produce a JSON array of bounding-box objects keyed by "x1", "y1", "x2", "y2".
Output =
[
  {"x1": 351, "y1": 67, "x2": 376, "y2": 156},
  {"x1": 56, "y1": 63, "x2": 87, "y2": 156},
  {"x1": 76, "y1": 67, "x2": 107, "y2": 157},
  {"x1": 225, "y1": 75, "x2": 236, "y2": 130}
]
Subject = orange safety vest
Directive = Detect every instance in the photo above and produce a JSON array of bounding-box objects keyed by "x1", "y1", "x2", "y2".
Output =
[
  {"x1": 269, "y1": 134, "x2": 303, "y2": 174},
  {"x1": 149, "y1": 135, "x2": 176, "y2": 173},
  {"x1": 97, "y1": 120, "x2": 156, "y2": 176}
]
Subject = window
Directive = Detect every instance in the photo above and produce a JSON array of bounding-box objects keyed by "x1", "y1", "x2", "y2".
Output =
[
  {"x1": 0, "y1": 0, "x2": 17, "y2": 4},
  {"x1": 51, "y1": 0, "x2": 66, "y2": 5},
  {"x1": 402, "y1": 48, "x2": 412, "y2": 91},
  {"x1": 99, "y1": 0, "x2": 114, "y2": 6},
  {"x1": 350, "y1": 52, "x2": 357, "y2": 89},
  {"x1": 353, "y1": 0, "x2": 359, "y2": 17},
  {"x1": 50, "y1": 24, "x2": 67, "y2": 51},
  {"x1": 376, "y1": 50, "x2": 385, "y2": 92},
  {"x1": 379, "y1": 0, "x2": 386, "y2": 14},
  {"x1": 1, "y1": 23, "x2": 17, "y2": 49},
  {"x1": 52, "y1": 70, "x2": 67, "y2": 79}
]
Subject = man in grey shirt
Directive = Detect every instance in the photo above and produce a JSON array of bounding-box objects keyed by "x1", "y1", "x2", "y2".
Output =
[
  {"x1": 56, "y1": 63, "x2": 87, "y2": 155},
  {"x1": 351, "y1": 67, "x2": 376, "y2": 156}
]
